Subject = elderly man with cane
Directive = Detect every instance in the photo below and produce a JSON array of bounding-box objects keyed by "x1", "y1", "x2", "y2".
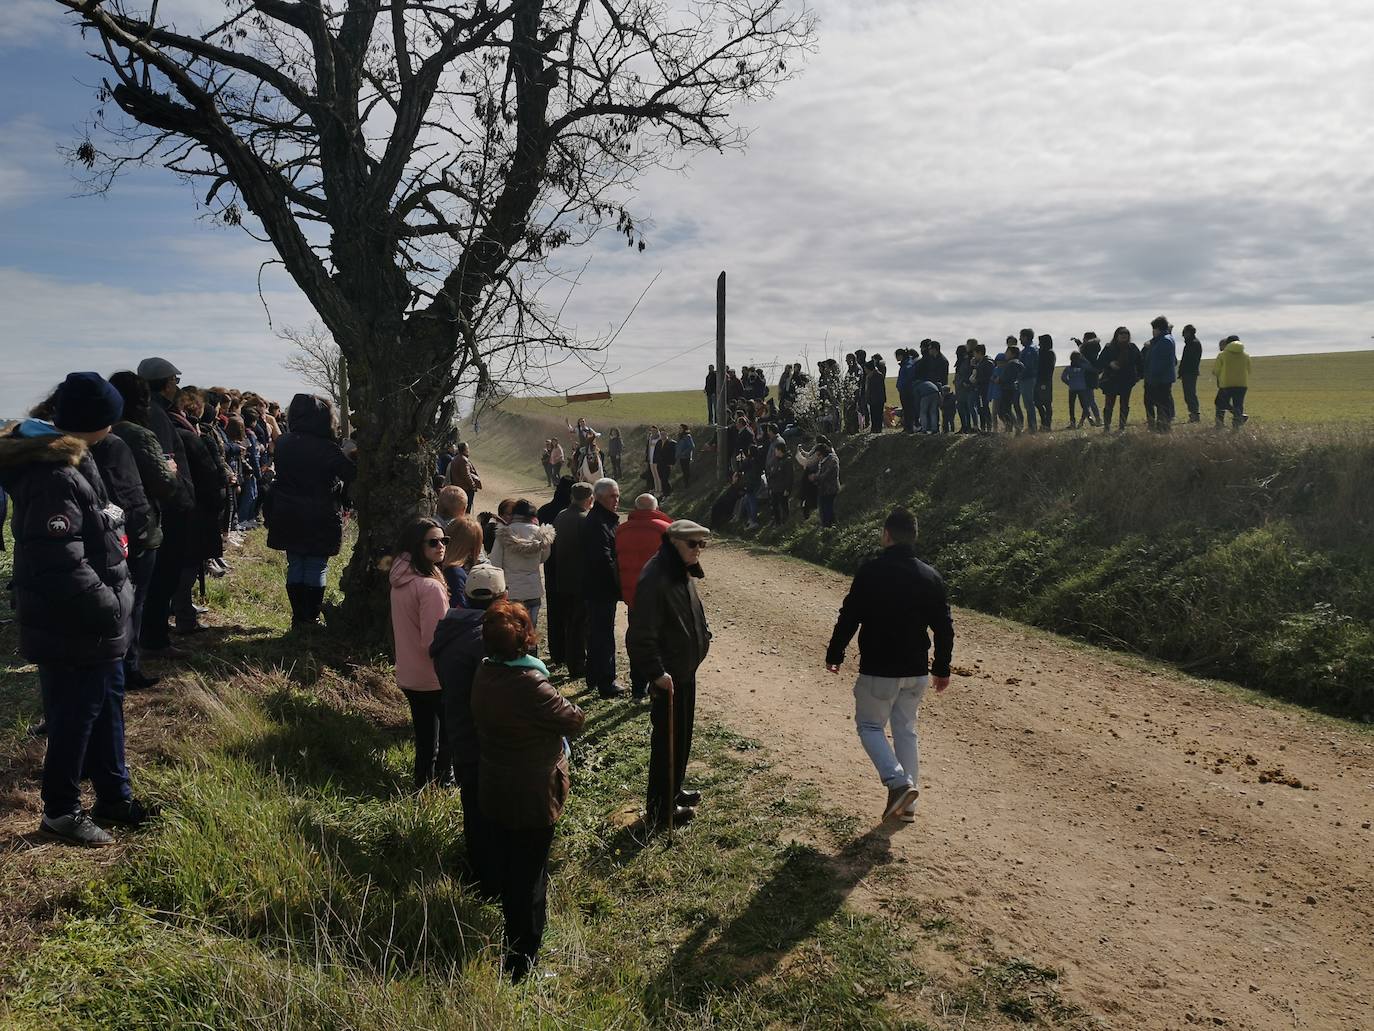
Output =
[{"x1": 626, "y1": 519, "x2": 713, "y2": 829}]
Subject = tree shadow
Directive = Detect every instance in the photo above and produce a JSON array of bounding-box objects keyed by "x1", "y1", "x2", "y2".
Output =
[{"x1": 645, "y1": 821, "x2": 899, "y2": 1013}]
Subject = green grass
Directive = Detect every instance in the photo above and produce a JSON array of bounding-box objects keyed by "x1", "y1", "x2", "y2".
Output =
[
  {"x1": 504, "y1": 349, "x2": 1374, "y2": 433},
  {"x1": 0, "y1": 535, "x2": 1093, "y2": 1030}
]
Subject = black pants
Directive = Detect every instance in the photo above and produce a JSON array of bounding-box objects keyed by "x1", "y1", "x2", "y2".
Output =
[
  {"x1": 491, "y1": 823, "x2": 556, "y2": 980},
  {"x1": 1035, "y1": 382, "x2": 1053, "y2": 429},
  {"x1": 770, "y1": 491, "x2": 789, "y2": 525},
  {"x1": 1181, "y1": 374, "x2": 1200, "y2": 420},
  {"x1": 1103, "y1": 386, "x2": 1133, "y2": 428},
  {"x1": 679, "y1": 457, "x2": 692, "y2": 485},
  {"x1": 456, "y1": 763, "x2": 496, "y2": 894},
  {"x1": 544, "y1": 584, "x2": 564, "y2": 667},
  {"x1": 124, "y1": 547, "x2": 157, "y2": 676},
  {"x1": 1145, "y1": 382, "x2": 1175, "y2": 430},
  {"x1": 585, "y1": 599, "x2": 618, "y2": 691},
  {"x1": 646, "y1": 677, "x2": 697, "y2": 821},
  {"x1": 39, "y1": 661, "x2": 131, "y2": 819},
  {"x1": 656, "y1": 462, "x2": 674, "y2": 497},
  {"x1": 401, "y1": 688, "x2": 451, "y2": 788},
  {"x1": 142, "y1": 518, "x2": 186, "y2": 649},
  {"x1": 868, "y1": 401, "x2": 885, "y2": 431},
  {"x1": 899, "y1": 389, "x2": 917, "y2": 433},
  {"x1": 557, "y1": 593, "x2": 586, "y2": 676}
]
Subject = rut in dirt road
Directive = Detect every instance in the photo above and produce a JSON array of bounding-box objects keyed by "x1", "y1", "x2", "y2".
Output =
[{"x1": 483, "y1": 465, "x2": 1374, "y2": 1031}]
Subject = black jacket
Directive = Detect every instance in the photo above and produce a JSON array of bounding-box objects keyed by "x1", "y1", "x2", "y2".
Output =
[
  {"x1": 173, "y1": 413, "x2": 226, "y2": 562},
  {"x1": 581, "y1": 501, "x2": 621, "y2": 602},
  {"x1": 265, "y1": 394, "x2": 356, "y2": 557},
  {"x1": 1038, "y1": 346, "x2": 1056, "y2": 385},
  {"x1": 551, "y1": 506, "x2": 588, "y2": 595},
  {"x1": 90, "y1": 434, "x2": 153, "y2": 557},
  {"x1": 927, "y1": 354, "x2": 950, "y2": 386},
  {"x1": 149, "y1": 393, "x2": 196, "y2": 513},
  {"x1": 825, "y1": 543, "x2": 954, "y2": 678},
  {"x1": 1178, "y1": 337, "x2": 1203, "y2": 378},
  {"x1": 625, "y1": 539, "x2": 711, "y2": 685},
  {"x1": 430, "y1": 605, "x2": 487, "y2": 768},
  {"x1": 0, "y1": 427, "x2": 134, "y2": 665}
]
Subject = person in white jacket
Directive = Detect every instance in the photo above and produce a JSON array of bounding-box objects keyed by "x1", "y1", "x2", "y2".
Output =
[{"x1": 489, "y1": 498, "x2": 556, "y2": 629}]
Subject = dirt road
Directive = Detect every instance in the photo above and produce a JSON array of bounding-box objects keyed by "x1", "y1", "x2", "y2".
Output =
[{"x1": 483, "y1": 467, "x2": 1374, "y2": 1030}]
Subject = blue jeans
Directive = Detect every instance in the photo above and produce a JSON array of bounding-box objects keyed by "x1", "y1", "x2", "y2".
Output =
[
  {"x1": 919, "y1": 393, "x2": 940, "y2": 433},
  {"x1": 39, "y1": 661, "x2": 132, "y2": 819},
  {"x1": 1020, "y1": 379, "x2": 1038, "y2": 431},
  {"x1": 585, "y1": 599, "x2": 618, "y2": 691},
  {"x1": 517, "y1": 599, "x2": 542, "y2": 630},
  {"x1": 853, "y1": 674, "x2": 929, "y2": 789},
  {"x1": 957, "y1": 391, "x2": 977, "y2": 431},
  {"x1": 286, "y1": 552, "x2": 329, "y2": 587},
  {"x1": 237, "y1": 477, "x2": 258, "y2": 524},
  {"x1": 818, "y1": 493, "x2": 837, "y2": 528}
]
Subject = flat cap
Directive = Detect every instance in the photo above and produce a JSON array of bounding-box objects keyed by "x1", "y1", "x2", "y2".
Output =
[
  {"x1": 136, "y1": 356, "x2": 181, "y2": 380},
  {"x1": 665, "y1": 519, "x2": 711, "y2": 541}
]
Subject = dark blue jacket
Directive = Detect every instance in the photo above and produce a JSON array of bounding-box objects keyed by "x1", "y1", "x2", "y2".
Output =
[
  {"x1": 0, "y1": 423, "x2": 134, "y2": 666},
  {"x1": 264, "y1": 394, "x2": 356, "y2": 557},
  {"x1": 1144, "y1": 333, "x2": 1178, "y2": 385},
  {"x1": 430, "y1": 605, "x2": 487, "y2": 767}
]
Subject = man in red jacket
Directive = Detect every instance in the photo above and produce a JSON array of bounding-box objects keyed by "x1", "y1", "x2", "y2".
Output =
[{"x1": 616, "y1": 493, "x2": 672, "y2": 699}]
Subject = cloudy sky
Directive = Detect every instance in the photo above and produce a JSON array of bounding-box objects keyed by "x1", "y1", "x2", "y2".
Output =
[{"x1": 2, "y1": 0, "x2": 1372, "y2": 416}]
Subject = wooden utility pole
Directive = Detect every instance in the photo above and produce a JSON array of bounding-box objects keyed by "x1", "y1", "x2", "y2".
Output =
[
  {"x1": 337, "y1": 354, "x2": 352, "y2": 440},
  {"x1": 715, "y1": 271, "x2": 728, "y2": 481}
]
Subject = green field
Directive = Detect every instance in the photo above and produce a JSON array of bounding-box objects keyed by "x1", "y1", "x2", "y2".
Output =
[{"x1": 504, "y1": 350, "x2": 1374, "y2": 432}]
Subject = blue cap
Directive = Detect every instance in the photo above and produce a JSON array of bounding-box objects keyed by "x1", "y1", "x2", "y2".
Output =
[{"x1": 54, "y1": 372, "x2": 124, "y2": 432}]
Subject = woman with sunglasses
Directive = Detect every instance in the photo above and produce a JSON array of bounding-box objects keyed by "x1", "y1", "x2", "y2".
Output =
[{"x1": 390, "y1": 517, "x2": 454, "y2": 788}]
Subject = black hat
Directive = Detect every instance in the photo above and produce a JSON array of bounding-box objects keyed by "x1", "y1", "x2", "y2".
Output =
[{"x1": 54, "y1": 372, "x2": 124, "y2": 432}]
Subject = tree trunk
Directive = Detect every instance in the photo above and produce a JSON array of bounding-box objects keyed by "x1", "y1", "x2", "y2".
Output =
[{"x1": 333, "y1": 329, "x2": 445, "y2": 640}]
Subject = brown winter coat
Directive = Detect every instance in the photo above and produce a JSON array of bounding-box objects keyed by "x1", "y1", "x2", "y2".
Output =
[
  {"x1": 446, "y1": 454, "x2": 481, "y2": 493},
  {"x1": 470, "y1": 659, "x2": 586, "y2": 829}
]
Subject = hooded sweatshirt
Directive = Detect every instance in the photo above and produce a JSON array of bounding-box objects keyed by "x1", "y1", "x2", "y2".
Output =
[
  {"x1": 1213, "y1": 340, "x2": 1251, "y2": 388},
  {"x1": 389, "y1": 553, "x2": 449, "y2": 691},
  {"x1": 490, "y1": 519, "x2": 555, "y2": 602}
]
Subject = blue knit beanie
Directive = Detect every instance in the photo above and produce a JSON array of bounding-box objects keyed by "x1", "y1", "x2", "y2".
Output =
[{"x1": 54, "y1": 372, "x2": 124, "y2": 432}]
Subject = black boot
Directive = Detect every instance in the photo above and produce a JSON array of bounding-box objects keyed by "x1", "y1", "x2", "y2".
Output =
[
  {"x1": 286, "y1": 583, "x2": 305, "y2": 626},
  {"x1": 301, "y1": 585, "x2": 325, "y2": 626}
]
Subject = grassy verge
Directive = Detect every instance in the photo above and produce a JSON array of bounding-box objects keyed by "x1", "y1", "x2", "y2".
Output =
[
  {"x1": 478, "y1": 409, "x2": 1374, "y2": 721},
  {"x1": 0, "y1": 534, "x2": 1093, "y2": 1029}
]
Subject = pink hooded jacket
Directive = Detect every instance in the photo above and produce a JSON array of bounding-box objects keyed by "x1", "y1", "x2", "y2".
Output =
[{"x1": 389, "y1": 553, "x2": 449, "y2": 691}]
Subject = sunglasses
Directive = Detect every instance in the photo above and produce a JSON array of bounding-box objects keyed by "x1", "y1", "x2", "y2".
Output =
[
  {"x1": 684, "y1": 540, "x2": 708, "y2": 551},
  {"x1": 424, "y1": 537, "x2": 449, "y2": 549}
]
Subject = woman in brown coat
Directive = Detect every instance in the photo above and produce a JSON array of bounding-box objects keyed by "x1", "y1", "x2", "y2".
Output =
[{"x1": 470, "y1": 600, "x2": 585, "y2": 981}]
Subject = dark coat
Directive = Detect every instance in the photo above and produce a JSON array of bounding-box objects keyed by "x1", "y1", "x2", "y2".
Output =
[
  {"x1": 90, "y1": 434, "x2": 153, "y2": 556},
  {"x1": 825, "y1": 543, "x2": 954, "y2": 678},
  {"x1": 1178, "y1": 336, "x2": 1203, "y2": 378},
  {"x1": 430, "y1": 605, "x2": 486, "y2": 767},
  {"x1": 625, "y1": 539, "x2": 711, "y2": 686},
  {"x1": 1098, "y1": 340, "x2": 1143, "y2": 394},
  {"x1": 552, "y1": 506, "x2": 588, "y2": 595},
  {"x1": 149, "y1": 393, "x2": 195, "y2": 513},
  {"x1": 0, "y1": 428, "x2": 134, "y2": 666},
  {"x1": 581, "y1": 501, "x2": 621, "y2": 602},
  {"x1": 112, "y1": 420, "x2": 178, "y2": 551},
  {"x1": 470, "y1": 659, "x2": 586, "y2": 829},
  {"x1": 265, "y1": 394, "x2": 356, "y2": 557},
  {"x1": 173, "y1": 413, "x2": 225, "y2": 562}
]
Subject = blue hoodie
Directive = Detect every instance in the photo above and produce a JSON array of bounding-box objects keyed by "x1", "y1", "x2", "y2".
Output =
[
  {"x1": 1018, "y1": 342, "x2": 1039, "y2": 386},
  {"x1": 896, "y1": 355, "x2": 918, "y2": 393}
]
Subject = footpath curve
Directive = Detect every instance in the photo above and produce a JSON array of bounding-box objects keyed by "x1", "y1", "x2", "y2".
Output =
[{"x1": 478, "y1": 464, "x2": 1374, "y2": 1031}]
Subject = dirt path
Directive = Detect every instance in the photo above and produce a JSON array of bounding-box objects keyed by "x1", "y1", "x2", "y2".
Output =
[{"x1": 483, "y1": 467, "x2": 1374, "y2": 1031}]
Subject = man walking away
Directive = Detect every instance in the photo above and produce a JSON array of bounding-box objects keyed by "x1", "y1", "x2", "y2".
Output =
[
  {"x1": 1144, "y1": 315, "x2": 1178, "y2": 432},
  {"x1": 627, "y1": 520, "x2": 713, "y2": 828},
  {"x1": 826, "y1": 507, "x2": 954, "y2": 824},
  {"x1": 582, "y1": 478, "x2": 625, "y2": 698},
  {"x1": 551, "y1": 482, "x2": 593, "y2": 677},
  {"x1": 1179, "y1": 324, "x2": 1203, "y2": 423}
]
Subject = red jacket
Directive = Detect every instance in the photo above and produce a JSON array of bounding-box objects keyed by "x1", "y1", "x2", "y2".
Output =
[{"x1": 615, "y1": 508, "x2": 673, "y2": 609}]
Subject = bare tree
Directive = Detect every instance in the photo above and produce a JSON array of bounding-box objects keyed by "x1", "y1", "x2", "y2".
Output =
[
  {"x1": 52, "y1": 0, "x2": 816, "y2": 630},
  {"x1": 280, "y1": 322, "x2": 342, "y2": 409}
]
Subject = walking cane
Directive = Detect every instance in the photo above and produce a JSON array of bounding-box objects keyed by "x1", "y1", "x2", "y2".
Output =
[{"x1": 666, "y1": 677, "x2": 676, "y2": 834}]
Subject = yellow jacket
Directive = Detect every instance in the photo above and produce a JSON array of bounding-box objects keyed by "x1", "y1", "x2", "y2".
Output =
[{"x1": 1213, "y1": 340, "x2": 1251, "y2": 388}]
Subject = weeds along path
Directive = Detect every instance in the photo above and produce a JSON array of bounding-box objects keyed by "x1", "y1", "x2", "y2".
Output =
[{"x1": 484, "y1": 463, "x2": 1374, "y2": 1031}]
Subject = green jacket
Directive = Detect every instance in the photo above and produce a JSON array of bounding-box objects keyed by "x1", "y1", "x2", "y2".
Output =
[{"x1": 113, "y1": 420, "x2": 179, "y2": 551}]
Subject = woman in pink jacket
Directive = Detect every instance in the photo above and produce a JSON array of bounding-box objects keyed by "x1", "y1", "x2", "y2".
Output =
[{"x1": 390, "y1": 517, "x2": 453, "y2": 789}]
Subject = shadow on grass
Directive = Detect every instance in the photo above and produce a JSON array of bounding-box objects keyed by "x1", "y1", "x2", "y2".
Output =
[{"x1": 645, "y1": 821, "x2": 899, "y2": 1013}]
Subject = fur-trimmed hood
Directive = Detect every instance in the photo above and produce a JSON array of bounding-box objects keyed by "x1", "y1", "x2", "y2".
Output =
[
  {"x1": 0, "y1": 425, "x2": 87, "y2": 487},
  {"x1": 495, "y1": 520, "x2": 557, "y2": 554}
]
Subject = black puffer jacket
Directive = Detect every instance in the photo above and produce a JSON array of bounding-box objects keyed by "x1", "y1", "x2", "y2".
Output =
[
  {"x1": 91, "y1": 434, "x2": 153, "y2": 556},
  {"x1": 0, "y1": 426, "x2": 134, "y2": 665},
  {"x1": 430, "y1": 605, "x2": 487, "y2": 768},
  {"x1": 625, "y1": 539, "x2": 711, "y2": 686},
  {"x1": 149, "y1": 393, "x2": 195, "y2": 513},
  {"x1": 265, "y1": 394, "x2": 356, "y2": 557}
]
